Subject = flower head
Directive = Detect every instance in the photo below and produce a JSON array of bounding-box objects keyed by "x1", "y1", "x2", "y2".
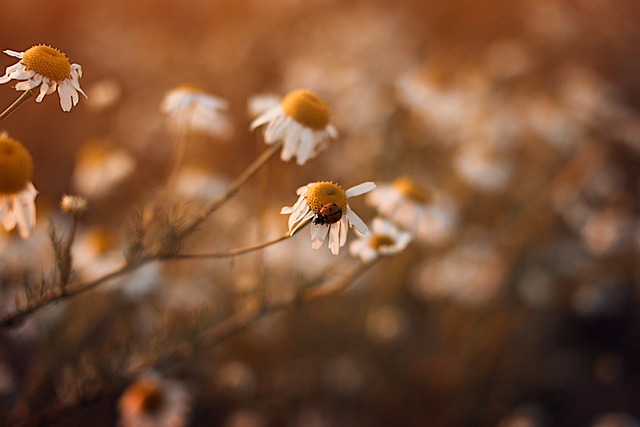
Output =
[
  {"x1": 250, "y1": 89, "x2": 337, "y2": 165},
  {"x1": 366, "y1": 176, "x2": 458, "y2": 244},
  {"x1": 160, "y1": 84, "x2": 232, "y2": 139},
  {"x1": 349, "y1": 217, "x2": 412, "y2": 263},
  {"x1": 72, "y1": 138, "x2": 136, "y2": 198},
  {"x1": 281, "y1": 181, "x2": 375, "y2": 255},
  {"x1": 0, "y1": 134, "x2": 38, "y2": 238},
  {"x1": 119, "y1": 372, "x2": 190, "y2": 427},
  {"x1": 0, "y1": 45, "x2": 86, "y2": 112}
]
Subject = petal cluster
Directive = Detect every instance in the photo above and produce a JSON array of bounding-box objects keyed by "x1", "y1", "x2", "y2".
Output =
[
  {"x1": 160, "y1": 84, "x2": 232, "y2": 139},
  {"x1": 349, "y1": 217, "x2": 412, "y2": 263},
  {"x1": 281, "y1": 181, "x2": 375, "y2": 255},
  {"x1": 0, "y1": 45, "x2": 86, "y2": 112},
  {"x1": 250, "y1": 89, "x2": 337, "y2": 165}
]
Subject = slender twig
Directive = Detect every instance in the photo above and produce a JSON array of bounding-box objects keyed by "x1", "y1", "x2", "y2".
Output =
[
  {"x1": 0, "y1": 259, "x2": 153, "y2": 328},
  {"x1": 153, "y1": 259, "x2": 375, "y2": 365},
  {"x1": 160, "y1": 232, "x2": 291, "y2": 260},
  {"x1": 59, "y1": 214, "x2": 80, "y2": 291},
  {"x1": 0, "y1": 89, "x2": 34, "y2": 122},
  {"x1": 176, "y1": 140, "x2": 283, "y2": 239},
  {"x1": 0, "y1": 228, "x2": 295, "y2": 328}
]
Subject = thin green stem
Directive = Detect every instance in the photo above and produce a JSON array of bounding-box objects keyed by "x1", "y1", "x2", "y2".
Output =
[{"x1": 0, "y1": 89, "x2": 34, "y2": 122}]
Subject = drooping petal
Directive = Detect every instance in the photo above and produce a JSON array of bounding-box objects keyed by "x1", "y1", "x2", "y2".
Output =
[
  {"x1": 295, "y1": 129, "x2": 316, "y2": 166},
  {"x1": 14, "y1": 188, "x2": 37, "y2": 239},
  {"x1": 58, "y1": 83, "x2": 73, "y2": 111},
  {"x1": 338, "y1": 214, "x2": 348, "y2": 247},
  {"x1": 311, "y1": 223, "x2": 328, "y2": 249},
  {"x1": 328, "y1": 222, "x2": 341, "y2": 255},
  {"x1": 346, "y1": 207, "x2": 368, "y2": 234},
  {"x1": 290, "y1": 211, "x2": 314, "y2": 236},
  {"x1": 2, "y1": 198, "x2": 17, "y2": 231}
]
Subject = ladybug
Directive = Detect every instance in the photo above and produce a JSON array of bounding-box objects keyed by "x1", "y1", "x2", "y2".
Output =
[{"x1": 313, "y1": 203, "x2": 343, "y2": 225}]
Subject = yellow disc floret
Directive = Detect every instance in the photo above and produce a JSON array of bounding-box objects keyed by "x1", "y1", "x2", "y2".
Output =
[
  {"x1": 369, "y1": 234, "x2": 396, "y2": 250},
  {"x1": 305, "y1": 181, "x2": 347, "y2": 213},
  {"x1": 393, "y1": 176, "x2": 431, "y2": 204},
  {"x1": 281, "y1": 89, "x2": 331, "y2": 130},
  {"x1": 0, "y1": 135, "x2": 33, "y2": 194},
  {"x1": 22, "y1": 45, "x2": 71, "y2": 82}
]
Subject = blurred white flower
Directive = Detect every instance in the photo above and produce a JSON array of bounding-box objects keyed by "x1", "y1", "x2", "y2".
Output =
[
  {"x1": 0, "y1": 134, "x2": 38, "y2": 238},
  {"x1": 119, "y1": 371, "x2": 190, "y2": 427},
  {"x1": 160, "y1": 84, "x2": 233, "y2": 139},
  {"x1": 281, "y1": 181, "x2": 375, "y2": 255},
  {"x1": 349, "y1": 217, "x2": 412, "y2": 263},
  {"x1": 250, "y1": 89, "x2": 337, "y2": 165},
  {"x1": 453, "y1": 141, "x2": 513, "y2": 192},
  {"x1": 172, "y1": 166, "x2": 229, "y2": 200},
  {"x1": 0, "y1": 44, "x2": 86, "y2": 111},
  {"x1": 366, "y1": 177, "x2": 458, "y2": 244},
  {"x1": 72, "y1": 139, "x2": 136, "y2": 198},
  {"x1": 84, "y1": 77, "x2": 122, "y2": 111}
]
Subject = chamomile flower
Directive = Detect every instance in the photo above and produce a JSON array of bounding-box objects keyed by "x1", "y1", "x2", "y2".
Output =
[
  {"x1": 366, "y1": 176, "x2": 458, "y2": 244},
  {"x1": 349, "y1": 217, "x2": 412, "y2": 263},
  {"x1": 0, "y1": 45, "x2": 86, "y2": 112},
  {"x1": 160, "y1": 84, "x2": 232, "y2": 139},
  {"x1": 119, "y1": 372, "x2": 190, "y2": 427},
  {"x1": 71, "y1": 138, "x2": 136, "y2": 198},
  {"x1": 281, "y1": 181, "x2": 375, "y2": 255},
  {"x1": 250, "y1": 89, "x2": 337, "y2": 165},
  {"x1": 0, "y1": 134, "x2": 38, "y2": 239}
]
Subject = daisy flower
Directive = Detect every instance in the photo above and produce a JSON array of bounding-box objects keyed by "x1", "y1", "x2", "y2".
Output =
[
  {"x1": 119, "y1": 371, "x2": 190, "y2": 427},
  {"x1": 0, "y1": 134, "x2": 38, "y2": 238},
  {"x1": 366, "y1": 176, "x2": 458, "y2": 244},
  {"x1": 0, "y1": 44, "x2": 86, "y2": 112},
  {"x1": 250, "y1": 89, "x2": 337, "y2": 165},
  {"x1": 160, "y1": 84, "x2": 232, "y2": 139},
  {"x1": 71, "y1": 138, "x2": 136, "y2": 198},
  {"x1": 281, "y1": 181, "x2": 375, "y2": 255},
  {"x1": 349, "y1": 217, "x2": 412, "y2": 263}
]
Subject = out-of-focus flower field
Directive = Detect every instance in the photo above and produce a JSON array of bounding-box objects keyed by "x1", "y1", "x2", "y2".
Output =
[{"x1": 1, "y1": 0, "x2": 640, "y2": 426}]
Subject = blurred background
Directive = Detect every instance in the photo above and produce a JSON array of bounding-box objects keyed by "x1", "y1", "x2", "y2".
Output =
[{"x1": 1, "y1": 0, "x2": 640, "y2": 426}]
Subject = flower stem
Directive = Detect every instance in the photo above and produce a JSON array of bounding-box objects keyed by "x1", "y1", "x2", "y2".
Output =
[
  {"x1": 176, "y1": 140, "x2": 283, "y2": 239},
  {"x1": 59, "y1": 214, "x2": 79, "y2": 292},
  {"x1": 160, "y1": 231, "x2": 291, "y2": 260},
  {"x1": 0, "y1": 89, "x2": 34, "y2": 123}
]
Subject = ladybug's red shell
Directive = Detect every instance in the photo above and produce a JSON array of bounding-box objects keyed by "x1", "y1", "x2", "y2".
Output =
[{"x1": 313, "y1": 203, "x2": 343, "y2": 225}]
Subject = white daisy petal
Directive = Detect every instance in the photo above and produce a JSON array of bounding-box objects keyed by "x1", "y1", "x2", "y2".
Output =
[
  {"x1": 251, "y1": 90, "x2": 336, "y2": 165},
  {"x1": 3, "y1": 50, "x2": 24, "y2": 58},
  {"x1": 2, "y1": 199, "x2": 17, "y2": 230},
  {"x1": 346, "y1": 207, "x2": 368, "y2": 234},
  {"x1": 328, "y1": 223, "x2": 341, "y2": 255},
  {"x1": 346, "y1": 182, "x2": 377, "y2": 198}
]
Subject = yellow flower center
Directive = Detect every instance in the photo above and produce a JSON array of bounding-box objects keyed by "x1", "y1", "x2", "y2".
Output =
[
  {"x1": 369, "y1": 234, "x2": 396, "y2": 250},
  {"x1": 305, "y1": 181, "x2": 346, "y2": 213},
  {"x1": 22, "y1": 45, "x2": 71, "y2": 82},
  {"x1": 0, "y1": 136, "x2": 33, "y2": 194},
  {"x1": 124, "y1": 379, "x2": 166, "y2": 414},
  {"x1": 392, "y1": 176, "x2": 431, "y2": 204},
  {"x1": 281, "y1": 89, "x2": 331, "y2": 130}
]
